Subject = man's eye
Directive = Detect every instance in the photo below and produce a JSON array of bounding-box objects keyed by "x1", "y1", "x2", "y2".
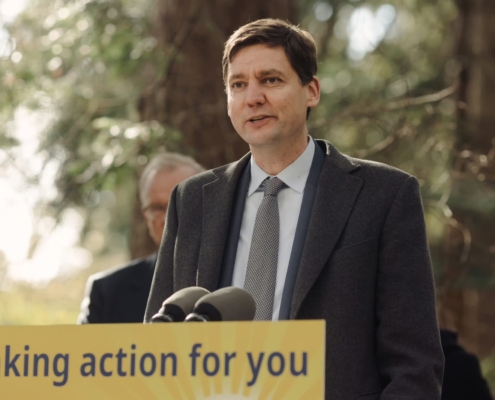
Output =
[
  {"x1": 266, "y1": 77, "x2": 278, "y2": 83},
  {"x1": 232, "y1": 82, "x2": 243, "y2": 89}
]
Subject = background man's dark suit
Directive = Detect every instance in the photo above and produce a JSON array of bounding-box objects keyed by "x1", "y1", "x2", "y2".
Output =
[
  {"x1": 78, "y1": 253, "x2": 156, "y2": 323},
  {"x1": 145, "y1": 140, "x2": 444, "y2": 399}
]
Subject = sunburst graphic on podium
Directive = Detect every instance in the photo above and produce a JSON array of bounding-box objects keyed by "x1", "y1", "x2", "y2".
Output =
[{"x1": 100, "y1": 320, "x2": 323, "y2": 399}]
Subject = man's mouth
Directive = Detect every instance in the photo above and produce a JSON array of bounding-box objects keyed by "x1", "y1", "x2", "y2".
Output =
[{"x1": 249, "y1": 116, "x2": 269, "y2": 122}]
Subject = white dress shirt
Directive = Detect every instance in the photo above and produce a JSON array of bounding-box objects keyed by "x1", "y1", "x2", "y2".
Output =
[{"x1": 232, "y1": 138, "x2": 315, "y2": 320}]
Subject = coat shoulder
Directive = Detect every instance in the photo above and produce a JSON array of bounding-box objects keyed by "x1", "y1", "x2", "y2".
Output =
[
  {"x1": 89, "y1": 255, "x2": 155, "y2": 291},
  {"x1": 174, "y1": 156, "x2": 249, "y2": 197},
  {"x1": 319, "y1": 139, "x2": 413, "y2": 188},
  {"x1": 349, "y1": 155, "x2": 411, "y2": 181},
  {"x1": 178, "y1": 168, "x2": 219, "y2": 189},
  {"x1": 344, "y1": 156, "x2": 417, "y2": 196}
]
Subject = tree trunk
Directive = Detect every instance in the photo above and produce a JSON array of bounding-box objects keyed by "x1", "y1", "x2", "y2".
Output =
[
  {"x1": 438, "y1": 0, "x2": 495, "y2": 357},
  {"x1": 130, "y1": 1, "x2": 296, "y2": 259}
]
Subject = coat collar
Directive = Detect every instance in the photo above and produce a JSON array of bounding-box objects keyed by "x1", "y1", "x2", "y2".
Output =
[{"x1": 290, "y1": 140, "x2": 363, "y2": 317}]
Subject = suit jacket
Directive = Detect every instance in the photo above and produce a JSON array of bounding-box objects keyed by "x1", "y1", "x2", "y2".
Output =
[
  {"x1": 145, "y1": 140, "x2": 444, "y2": 399},
  {"x1": 441, "y1": 329, "x2": 493, "y2": 400},
  {"x1": 78, "y1": 253, "x2": 156, "y2": 324}
]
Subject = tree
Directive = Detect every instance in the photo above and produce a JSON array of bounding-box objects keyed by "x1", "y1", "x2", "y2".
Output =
[{"x1": 437, "y1": 0, "x2": 495, "y2": 357}]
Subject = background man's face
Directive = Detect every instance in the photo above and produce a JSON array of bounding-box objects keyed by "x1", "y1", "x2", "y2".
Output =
[
  {"x1": 142, "y1": 166, "x2": 196, "y2": 245},
  {"x1": 226, "y1": 44, "x2": 319, "y2": 150}
]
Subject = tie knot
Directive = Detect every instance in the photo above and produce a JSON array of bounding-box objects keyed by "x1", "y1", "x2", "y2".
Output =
[{"x1": 264, "y1": 177, "x2": 285, "y2": 197}]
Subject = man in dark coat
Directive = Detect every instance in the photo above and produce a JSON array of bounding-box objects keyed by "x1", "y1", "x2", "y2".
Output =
[
  {"x1": 441, "y1": 329, "x2": 493, "y2": 400},
  {"x1": 145, "y1": 19, "x2": 444, "y2": 398},
  {"x1": 77, "y1": 153, "x2": 203, "y2": 323}
]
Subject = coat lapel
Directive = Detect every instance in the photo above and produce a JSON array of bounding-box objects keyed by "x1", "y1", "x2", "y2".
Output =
[
  {"x1": 197, "y1": 153, "x2": 251, "y2": 291},
  {"x1": 290, "y1": 141, "x2": 363, "y2": 318}
]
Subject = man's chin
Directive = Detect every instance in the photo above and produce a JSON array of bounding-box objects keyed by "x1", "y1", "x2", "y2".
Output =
[{"x1": 242, "y1": 130, "x2": 278, "y2": 148}]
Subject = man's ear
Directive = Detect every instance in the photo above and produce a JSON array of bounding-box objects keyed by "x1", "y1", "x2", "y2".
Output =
[{"x1": 307, "y1": 76, "x2": 320, "y2": 108}]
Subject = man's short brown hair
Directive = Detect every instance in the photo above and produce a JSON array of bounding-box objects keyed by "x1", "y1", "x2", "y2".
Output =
[{"x1": 222, "y1": 18, "x2": 317, "y2": 87}]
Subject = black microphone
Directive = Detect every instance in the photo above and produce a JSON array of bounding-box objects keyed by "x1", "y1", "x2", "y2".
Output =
[
  {"x1": 151, "y1": 287, "x2": 210, "y2": 323},
  {"x1": 185, "y1": 287, "x2": 256, "y2": 322}
]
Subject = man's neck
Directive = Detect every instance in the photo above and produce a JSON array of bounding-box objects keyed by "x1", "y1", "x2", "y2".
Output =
[{"x1": 250, "y1": 133, "x2": 309, "y2": 176}]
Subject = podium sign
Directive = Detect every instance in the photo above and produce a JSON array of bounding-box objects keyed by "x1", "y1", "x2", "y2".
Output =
[{"x1": 0, "y1": 320, "x2": 325, "y2": 399}]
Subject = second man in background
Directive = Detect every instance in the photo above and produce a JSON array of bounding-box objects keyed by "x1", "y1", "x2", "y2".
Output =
[{"x1": 78, "y1": 153, "x2": 203, "y2": 324}]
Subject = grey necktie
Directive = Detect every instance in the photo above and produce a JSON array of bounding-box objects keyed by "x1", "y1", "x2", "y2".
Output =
[{"x1": 244, "y1": 177, "x2": 286, "y2": 320}]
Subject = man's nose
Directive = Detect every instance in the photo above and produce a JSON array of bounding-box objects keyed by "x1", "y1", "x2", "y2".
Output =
[{"x1": 245, "y1": 82, "x2": 265, "y2": 106}]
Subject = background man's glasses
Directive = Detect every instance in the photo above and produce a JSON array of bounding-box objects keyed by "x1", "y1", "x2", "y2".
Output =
[{"x1": 142, "y1": 204, "x2": 168, "y2": 218}]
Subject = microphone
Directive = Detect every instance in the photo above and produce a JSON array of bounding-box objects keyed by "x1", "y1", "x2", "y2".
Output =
[
  {"x1": 151, "y1": 287, "x2": 210, "y2": 323},
  {"x1": 185, "y1": 287, "x2": 256, "y2": 322}
]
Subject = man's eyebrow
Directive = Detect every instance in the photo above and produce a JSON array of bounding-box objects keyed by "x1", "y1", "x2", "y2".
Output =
[
  {"x1": 228, "y1": 69, "x2": 286, "y2": 83},
  {"x1": 257, "y1": 69, "x2": 285, "y2": 78},
  {"x1": 228, "y1": 73, "x2": 245, "y2": 82}
]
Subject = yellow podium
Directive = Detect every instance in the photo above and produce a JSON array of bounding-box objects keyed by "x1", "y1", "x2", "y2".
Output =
[{"x1": 0, "y1": 320, "x2": 325, "y2": 399}]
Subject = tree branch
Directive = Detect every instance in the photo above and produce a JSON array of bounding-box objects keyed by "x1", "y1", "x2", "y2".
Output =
[{"x1": 309, "y1": 82, "x2": 459, "y2": 130}]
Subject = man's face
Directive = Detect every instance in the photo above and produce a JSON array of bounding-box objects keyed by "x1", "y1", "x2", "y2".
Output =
[
  {"x1": 226, "y1": 44, "x2": 320, "y2": 149},
  {"x1": 142, "y1": 166, "x2": 196, "y2": 246}
]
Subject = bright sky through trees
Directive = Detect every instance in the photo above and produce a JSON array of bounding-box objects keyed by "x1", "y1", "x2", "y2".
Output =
[{"x1": 1, "y1": 1, "x2": 92, "y2": 283}]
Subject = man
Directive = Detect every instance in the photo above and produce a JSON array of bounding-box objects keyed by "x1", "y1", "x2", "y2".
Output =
[
  {"x1": 78, "y1": 153, "x2": 203, "y2": 324},
  {"x1": 145, "y1": 19, "x2": 444, "y2": 398}
]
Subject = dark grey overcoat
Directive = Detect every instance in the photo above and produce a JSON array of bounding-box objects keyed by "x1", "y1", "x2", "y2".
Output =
[{"x1": 145, "y1": 140, "x2": 444, "y2": 399}]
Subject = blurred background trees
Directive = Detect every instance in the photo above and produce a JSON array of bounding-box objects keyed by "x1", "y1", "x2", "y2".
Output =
[
  {"x1": 0, "y1": 0, "x2": 494, "y2": 389},
  {"x1": 439, "y1": 0, "x2": 495, "y2": 360}
]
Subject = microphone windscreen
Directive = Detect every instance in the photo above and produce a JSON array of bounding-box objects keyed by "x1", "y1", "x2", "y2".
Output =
[
  {"x1": 192, "y1": 287, "x2": 256, "y2": 321},
  {"x1": 153, "y1": 287, "x2": 210, "y2": 322}
]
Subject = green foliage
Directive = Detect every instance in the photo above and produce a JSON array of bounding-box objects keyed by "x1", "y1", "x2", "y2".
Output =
[
  {"x1": 1, "y1": 0, "x2": 182, "y2": 256},
  {"x1": 298, "y1": 0, "x2": 460, "y2": 281},
  {"x1": 0, "y1": 288, "x2": 78, "y2": 325},
  {"x1": 481, "y1": 355, "x2": 495, "y2": 394},
  {"x1": 300, "y1": 0, "x2": 458, "y2": 176},
  {"x1": 1, "y1": 0, "x2": 176, "y2": 201},
  {"x1": 0, "y1": 252, "x2": 129, "y2": 325}
]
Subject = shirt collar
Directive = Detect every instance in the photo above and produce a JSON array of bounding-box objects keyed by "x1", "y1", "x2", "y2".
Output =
[{"x1": 248, "y1": 137, "x2": 315, "y2": 196}]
